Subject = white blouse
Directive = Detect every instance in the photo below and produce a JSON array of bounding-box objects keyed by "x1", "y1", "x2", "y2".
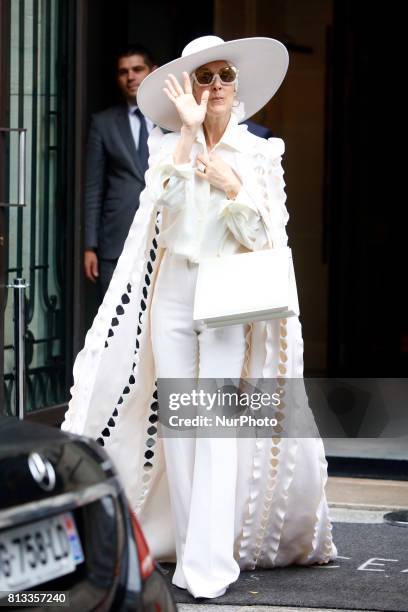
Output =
[{"x1": 147, "y1": 113, "x2": 289, "y2": 263}]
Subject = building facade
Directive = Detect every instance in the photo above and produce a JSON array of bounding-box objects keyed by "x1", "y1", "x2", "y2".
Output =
[{"x1": 1, "y1": 0, "x2": 406, "y2": 473}]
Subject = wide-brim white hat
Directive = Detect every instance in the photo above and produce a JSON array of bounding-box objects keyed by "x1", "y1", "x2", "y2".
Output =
[{"x1": 137, "y1": 35, "x2": 289, "y2": 131}]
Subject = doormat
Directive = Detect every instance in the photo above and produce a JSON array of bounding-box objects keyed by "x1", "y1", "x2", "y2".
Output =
[{"x1": 159, "y1": 523, "x2": 408, "y2": 611}]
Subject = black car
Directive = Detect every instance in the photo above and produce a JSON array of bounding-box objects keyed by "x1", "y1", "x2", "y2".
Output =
[{"x1": 0, "y1": 416, "x2": 176, "y2": 611}]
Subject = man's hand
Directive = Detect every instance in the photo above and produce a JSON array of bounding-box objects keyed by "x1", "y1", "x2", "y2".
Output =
[
  {"x1": 84, "y1": 249, "x2": 99, "y2": 282},
  {"x1": 195, "y1": 152, "x2": 242, "y2": 198}
]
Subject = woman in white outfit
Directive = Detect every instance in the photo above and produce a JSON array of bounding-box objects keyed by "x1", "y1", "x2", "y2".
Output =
[{"x1": 62, "y1": 35, "x2": 338, "y2": 600}]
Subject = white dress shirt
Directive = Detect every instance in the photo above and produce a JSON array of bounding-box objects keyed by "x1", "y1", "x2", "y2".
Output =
[
  {"x1": 128, "y1": 104, "x2": 155, "y2": 150},
  {"x1": 147, "y1": 113, "x2": 289, "y2": 263}
]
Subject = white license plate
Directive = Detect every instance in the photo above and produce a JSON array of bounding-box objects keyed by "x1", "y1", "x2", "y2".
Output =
[{"x1": 0, "y1": 512, "x2": 84, "y2": 592}]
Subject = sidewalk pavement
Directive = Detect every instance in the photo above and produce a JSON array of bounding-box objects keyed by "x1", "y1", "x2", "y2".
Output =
[
  {"x1": 177, "y1": 476, "x2": 408, "y2": 612},
  {"x1": 326, "y1": 476, "x2": 408, "y2": 511},
  {"x1": 177, "y1": 607, "x2": 373, "y2": 612}
]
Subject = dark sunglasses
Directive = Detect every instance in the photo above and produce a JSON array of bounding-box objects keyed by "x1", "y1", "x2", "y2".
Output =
[{"x1": 191, "y1": 65, "x2": 238, "y2": 86}]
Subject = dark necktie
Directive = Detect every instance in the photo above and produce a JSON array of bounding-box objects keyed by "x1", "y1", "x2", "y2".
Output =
[{"x1": 134, "y1": 107, "x2": 149, "y2": 174}]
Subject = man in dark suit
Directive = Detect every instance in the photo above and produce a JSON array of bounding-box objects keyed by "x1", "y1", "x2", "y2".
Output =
[{"x1": 84, "y1": 44, "x2": 158, "y2": 298}]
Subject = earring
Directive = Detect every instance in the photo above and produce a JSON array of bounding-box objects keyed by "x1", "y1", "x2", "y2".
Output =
[{"x1": 232, "y1": 96, "x2": 240, "y2": 108}]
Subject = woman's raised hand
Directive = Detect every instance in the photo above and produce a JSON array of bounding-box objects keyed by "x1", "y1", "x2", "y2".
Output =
[{"x1": 163, "y1": 72, "x2": 209, "y2": 132}]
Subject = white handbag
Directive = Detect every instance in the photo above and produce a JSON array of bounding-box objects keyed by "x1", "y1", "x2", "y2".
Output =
[{"x1": 193, "y1": 245, "x2": 300, "y2": 328}]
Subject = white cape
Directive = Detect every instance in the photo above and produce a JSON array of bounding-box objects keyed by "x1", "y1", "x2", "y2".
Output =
[{"x1": 62, "y1": 126, "x2": 337, "y2": 568}]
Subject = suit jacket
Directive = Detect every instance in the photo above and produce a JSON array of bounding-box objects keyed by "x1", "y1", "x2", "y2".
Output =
[
  {"x1": 84, "y1": 103, "x2": 152, "y2": 260},
  {"x1": 243, "y1": 119, "x2": 273, "y2": 139}
]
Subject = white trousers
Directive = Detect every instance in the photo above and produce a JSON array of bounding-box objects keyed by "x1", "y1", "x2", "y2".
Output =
[{"x1": 151, "y1": 250, "x2": 247, "y2": 598}]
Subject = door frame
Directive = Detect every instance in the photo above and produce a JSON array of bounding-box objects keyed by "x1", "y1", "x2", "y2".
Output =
[
  {"x1": 0, "y1": 0, "x2": 88, "y2": 424},
  {"x1": 0, "y1": 0, "x2": 11, "y2": 415}
]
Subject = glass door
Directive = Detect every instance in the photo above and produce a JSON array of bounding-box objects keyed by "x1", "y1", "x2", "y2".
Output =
[{"x1": 1, "y1": 0, "x2": 74, "y2": 418}]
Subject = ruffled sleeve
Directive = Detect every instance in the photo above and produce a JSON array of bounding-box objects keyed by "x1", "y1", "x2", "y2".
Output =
[
  {"x1": 261, "y1": 137, "x2": 289, "y2": 248},
  {"x1": 147, "y1": 133, "x2": 194, "y2": 212},
  {"x1": 218, "y1": 185, "x2": 270, "y2": 251},
  {"x1": 217, "y1": 136, "x2": 289, "y2": 251}
]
